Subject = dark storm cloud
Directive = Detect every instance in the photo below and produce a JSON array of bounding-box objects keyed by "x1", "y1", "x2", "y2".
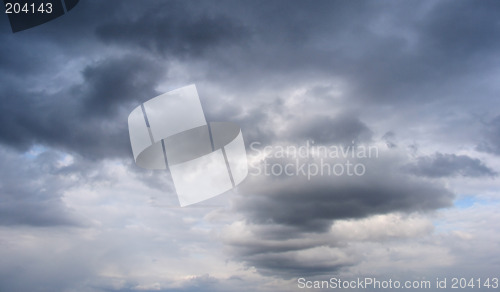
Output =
[
  {"x1": 0, "y1": 0, "x2": 249, "y2": 159},
  {"x1": 421, "y1": 1, "x2": 500, "y2": 59},
  {"x1": 81, "y1": 56, "x2": 163, "y2": 116},
  {"x1": 226, "y1": 148, "x2": 454, "y2": 276},
  {"x1": 2, "y1": 0, "x2": 498, "y2": 158},
  {"x1": 404, "y1": 153, "x2": 497, "y2": 178},
  {"x1": 237, "y1": 251, "x2": 353, "y2": 278},
  {"x1": 76, "y1": 0, "x2": 492, "y2": 112},
  {"x1": 0, "y1": 54, "x2": 164, "y2": 159},
  {"x1": 236, "y1": 163, "x2": 453, "y2": 233},
  {"x1": 95, "y1": 1, "x2": 249, "y2": 58},
  {"x1": 197, "y1": 0, "x2": 500, "y2": 107}
]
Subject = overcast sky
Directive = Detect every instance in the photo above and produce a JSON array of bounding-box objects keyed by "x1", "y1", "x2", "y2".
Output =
[{"x1": 1, "y1": 1, "x2": 500, "y2": 291}]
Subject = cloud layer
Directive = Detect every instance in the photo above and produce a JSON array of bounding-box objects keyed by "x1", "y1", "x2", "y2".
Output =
[{"x1": 1, "y1": 0, "x2": 500, "y2": 291}]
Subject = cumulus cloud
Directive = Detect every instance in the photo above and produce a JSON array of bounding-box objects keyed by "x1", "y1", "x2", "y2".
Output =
[
  {"x1": 222, "y1": 212, "x2": 435, "y2": 278},
  {"x1": 222, "y1": 143, "x2": 454, "y2": 277}
]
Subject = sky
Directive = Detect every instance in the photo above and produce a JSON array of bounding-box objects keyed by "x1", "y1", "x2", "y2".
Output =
[{"x1": 1, "y1": 0, "x2": 500, "y2": 291}]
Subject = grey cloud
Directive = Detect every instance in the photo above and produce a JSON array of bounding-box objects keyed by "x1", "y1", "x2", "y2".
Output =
[
  {"x1": 0, "y1": 54, "x2": 163, "y2": 159},
  {"x1": 95, "y1": 1, "x2": 249, "y2": 58},
  {"x1": 0, "y1": 0, "x2": 499, "y2": 289},
  {"x1": 0, "y1": 201, "x2": 78, "y2": 227},
  {"x1": 211, "y1": 0, "x2": 500, "y2": 108},
  {"x1": 100, "y1": 275, "x2": 256, "y2": 292},
  {"x1": 236, "y1": 170, "x2": 453, "y2": 233},
  {"x1": 225, "y1": 150, "x2": 454, "y2": 277},
  {"x1": 404, "y1": 153, "x2": 497, "y2": 178},
  {"x1": 421, "y1": 1, "x2": 500, "y2": 60},
  {"x1": 224, "y1": 212, "x2": 435, "y2": 278},
  {"x1": 201, "y1": 87, "x2": 372, "y2": 149},
  {"x1": 0, "y1": 84, "x2": 129, "y2": 159},
  {"x1": 0, "y1": 148, "x2": 82, "y2": 227},
  {"x1": 235, "y1": 249, "x2": 354, "y2": 278},
  {"x1": 2, "y1": 0, "x2": 498, "y2": 158},
  {"x1": 286, "y1": 114, "x2": 372, "y2": 145},
  {"x1": 382, "y1": 131, "x2": 397, "y2": 148},
  {"x1": 81, "y1": 56, "x2": 164, "y2": 116},
  {"x1": 477, "y1": 115, "x2": 500, "y2": 156}
]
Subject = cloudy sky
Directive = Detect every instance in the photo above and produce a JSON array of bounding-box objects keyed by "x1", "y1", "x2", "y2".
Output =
[{"x1": 1, "y1": 0, "x2": 500, "y2": 291}]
